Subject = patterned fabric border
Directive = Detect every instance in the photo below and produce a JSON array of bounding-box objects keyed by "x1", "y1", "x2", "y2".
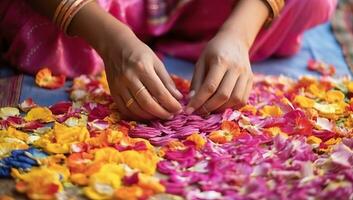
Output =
[
  {"x1": 332, "y1": 0, "x2": 353, "y2": 73},
  {"x1": 0, "y1": 74, "x2": 23, "y2": 107}
]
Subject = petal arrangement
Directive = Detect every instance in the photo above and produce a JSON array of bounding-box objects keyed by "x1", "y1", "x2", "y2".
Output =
[{"x1": 1, "y1": 63, "x2": 353, "y2": 200}]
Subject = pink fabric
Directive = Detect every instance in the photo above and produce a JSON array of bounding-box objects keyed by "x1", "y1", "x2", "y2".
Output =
[{"x1": 0, "y1": 0, "x2": 337, "y2": 77}]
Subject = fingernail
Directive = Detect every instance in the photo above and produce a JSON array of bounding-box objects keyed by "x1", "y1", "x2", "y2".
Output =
[
  {"x1": 188, "y1": 90, "x2": 195, "y2": 98},
  {"x1": 176, "y1": 109, "x2": 183, "y2": 114},
  {"x1": 185, "y1": 107, "x2": 195, "y2": 115},
  {"x1": 168, "y1": 115, "x2": 174, "y2": 120},
  {"x1": 174, "y1": 88, "x2": 183, "y2": 99}
]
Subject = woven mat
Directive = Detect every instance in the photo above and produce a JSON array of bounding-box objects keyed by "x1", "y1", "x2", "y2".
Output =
[
  {"x1": 332, "y1": 0, "x2": 353, "y2": 73},
  {"x1": 0, "y1": 72, "x2": 23, "y2": 107}
]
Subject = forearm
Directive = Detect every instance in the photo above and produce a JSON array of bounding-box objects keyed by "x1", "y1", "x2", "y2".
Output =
[
  {"x1": 219, "y1": 0, "x2": 270, "y2": 49},
  {"x1": 67, "y1": 1, "x2": 134, "y2": 55}
]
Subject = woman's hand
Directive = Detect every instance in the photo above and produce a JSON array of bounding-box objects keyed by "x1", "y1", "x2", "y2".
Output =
[
  {"x1": 186, "y1": 31, "x2": 253, "y2": 115},
  {"x1": 102, "y1": 31, "x2": 183, "y2": 120},
  {"x1": 64, "y1": 1, "x2": 183, "y2": 120},
  {"x1": 185, "y1": 0, "x2": 272, "y2": 115}
]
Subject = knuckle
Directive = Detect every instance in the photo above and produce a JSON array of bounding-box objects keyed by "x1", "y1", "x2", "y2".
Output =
[
  {"x1": 237, "y1": 65, "x2": 246, "y2": 73},
  {"x1": 249, "y1": 74, "x2": 254, "y2": 83},
  {"x1": 154, "y1": 89, "x2": 168, "y2": 101},
  {"x1": 212, "y1": 54, "x2": 226, "y2": 64},
  {"x1": 246, "y1": 69, "x2": 254, "y2": 77},
  {"x1": 216, "y1": 91, "x2": 230, "y2": 101},
  {"x1": 121, "y1": 68, "x2": 134, "y2": 80},
  {"x1": 134, "y1": 60, "x2": 148, "y2": 72},
  {"x1": 239, "y1": 99, "x2": 247, "y2": 106},
  {"x1": 140, "y1": 97, "x2": 154, "y2": 108},
  {"x1": 242, "y1": 97, "x2": 249, "y2": 105},
  {"x1": 230, "y1": 95, "x2": 242, "y2": 105},
  {"x1": 205, "y1": 83, "x2": 217, "y2": 94},
  {"x1": 211, "y1": 55, "x2": 230, "y2": 69}
]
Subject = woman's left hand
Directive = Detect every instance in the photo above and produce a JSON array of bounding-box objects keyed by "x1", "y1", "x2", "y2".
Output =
[{"x1": 186, "y1": 31, "x2": 254, "y2": 115}]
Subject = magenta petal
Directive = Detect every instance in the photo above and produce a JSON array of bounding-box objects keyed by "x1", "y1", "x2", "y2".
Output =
[
  {"x1": 88, "y1": 104, "x2": 110, "y2": 121},
  {"x1": 165, "y1": 147, "x2": 197, "y2": 168},
  {"x1": 123, "y1": 172, "x2": 139, "y2": 185},
  {"x1": 49, "y1": 101, "x2": 72, "y2": 115},
  {"x1": 312, "y1": 129, "x2": 337, "y2": 142},
  {"x1": 160, "y1": 180, "x2": 186, "y2": 195},
  {"x1": 129, "y1": 125, "x2": 162, "y2": 138},
  {"x1": 157, "y1": 160, "x2": 179, "y2": 175}
]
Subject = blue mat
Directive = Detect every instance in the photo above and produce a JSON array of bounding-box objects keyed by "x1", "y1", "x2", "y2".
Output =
[{"x1": 16, "y1": 22, "x2": 351, "y2": 106}]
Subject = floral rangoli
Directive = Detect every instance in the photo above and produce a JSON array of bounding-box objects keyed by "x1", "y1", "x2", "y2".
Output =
[{"x1": 0, "y1": 61, "x2": 352, "y2": 200}]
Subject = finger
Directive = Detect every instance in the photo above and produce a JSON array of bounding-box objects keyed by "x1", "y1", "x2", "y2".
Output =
[
  {"x1": 186, "y1": 62, "x2": 227, "y2": 114},
  {"x1": 190, "y1": 58, "x2": 206, "y2": 97},
  {"x1": 242, "y1": 76, "x2": 253, "y2": 105},
  {"x1": 140, "y1": 69, "x2": 182, "y2": 114},
  {"x1": 154, "y1": 59, "x2": 183, "y2": 100},
  {"x1": 216, "y1": 74, "x2": 248, "y2": 112},
  {"x1": 120, "y1": 87, "x2": 155, "y2": 120},
  {"x1": 128, "y1": 78, "x2": 175, "y2": 120},
  {"x1": 113, "y1": 94, "x2": 139, "y2": 120},
  {"x1": 195, "y1": 70, "x2": 239, "y2": 115}
]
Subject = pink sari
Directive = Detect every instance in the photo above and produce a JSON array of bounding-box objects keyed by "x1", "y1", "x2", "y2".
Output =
[{"x1": 0, "y1": 0, "x2": 337, "y2": 77}]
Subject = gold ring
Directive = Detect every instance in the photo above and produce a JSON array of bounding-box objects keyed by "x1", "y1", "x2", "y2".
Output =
[
  {"x1": 202, "y1": 105, "x2": 210, "y2": 115},
  {"x1": 125, "y1": 98, "x2": 134, "y2": 108},
  {"x1": 135, "y1": 86, "x2": 146, "y2": 97}
]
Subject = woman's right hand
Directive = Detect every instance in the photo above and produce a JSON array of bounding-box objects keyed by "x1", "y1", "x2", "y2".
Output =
[
  {"x1": 67, "y1": 2, "x2": 182, "y2": 120},
  {"x1": 101, "y1": 28, "x2": 183, "y2": 120}
]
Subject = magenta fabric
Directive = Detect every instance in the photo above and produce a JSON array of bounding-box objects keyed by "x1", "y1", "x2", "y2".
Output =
[{"x1": 0, "y1": 0, "x2": 337, "y2": 78}]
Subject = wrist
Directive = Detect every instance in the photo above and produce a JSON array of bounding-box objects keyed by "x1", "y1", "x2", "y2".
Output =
[
  {"x1": 67, "y1": 1, "x2": 135, "y2": 56},
  {"x1": 215, "y1": 28, "x2": 251, "y2": 51},
  {"x1": 218, "y1": 0, "x2": 270, "y2": 49}
]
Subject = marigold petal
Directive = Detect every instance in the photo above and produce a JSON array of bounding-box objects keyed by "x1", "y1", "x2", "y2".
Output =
[{"x1": 35, "y1": 68, "x2": 66, "y2": 89}]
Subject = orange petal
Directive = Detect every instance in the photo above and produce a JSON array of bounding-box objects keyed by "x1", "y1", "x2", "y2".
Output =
[{"x1": 35, "y1": 68, "x2": 66, "y2": 89}]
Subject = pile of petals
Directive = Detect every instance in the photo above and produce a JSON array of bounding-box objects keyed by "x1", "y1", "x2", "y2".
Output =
[{"x1": 1, "y1": 66, "x2": 353, "y2": 200}]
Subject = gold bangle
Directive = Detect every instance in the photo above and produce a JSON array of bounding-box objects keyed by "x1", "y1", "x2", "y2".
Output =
[
  {"x1": 55, "y1": 0, "x2": 75, "y2": 27},
  {"x1": 53, "y1": 0, "x2": 69, "y2": 25},
  {"x1": 62, "y1": 0, "x2": 95, "y2": 34},
  {"x1": 60, "y1": 0, "x2": 85, "y2": 31},
  {"x1": 262, "y1": 0, "x2": 285, "y2": 26}
]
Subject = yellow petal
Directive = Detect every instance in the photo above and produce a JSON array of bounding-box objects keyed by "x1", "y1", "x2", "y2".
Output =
[
  {"x1": 294, "y1": 95, "x2": 315, "y2": 108},
  {"x1": 0, "y1": 107, "x2": 20, "y2": 119},
  {"x1": 239, "y1": 105, "x2": 257, "y2": 115},
  {"x1": 259, "y1": 105, "x2": 283, "y2": 117},
  {"x1": 307, "y1": 136, "x2": 322, "y2": 145},
  {"x1": 120, "y1": 150, "x2": 159, "y2": 175},
  {"x1": 308, "y1": 83, "x2": 326, "y2": 99},
  {"x1": 84, "y1": 164, "x2": 124, "y2": 200},
  {"x1": 314, "y1": 102, "x2": 347, "y2": 115},
  {"x1": 24, "y1": 107, "x2": 54, "y2": 123},
  {"x1": 265, "y1": 127, "x2": 287, "y2": 138},
  {"x1": 138, "y1": 173, "x2": 165, "y2": 193},
  {"x1": 186, "y1": 133, "x2": 206, "y2": 149},
  {"x1": 347, "y1": 81, "x2": 353, "y2": 93},
  {"x1": 94, "y1": 147, "x2": 122, "y2": 163},
  {"x1": 53, "y1": 123, "x2": 89, "y2": 144},
  {"x1": 325, "y1": 90, "x2": 345, "y2": 103},
  {"x1": 1, "y1": 127, "x2": 29, "y2": 142},
  {"x1": 324, "y1": 138, "x2": 341, "y2": 146}
]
